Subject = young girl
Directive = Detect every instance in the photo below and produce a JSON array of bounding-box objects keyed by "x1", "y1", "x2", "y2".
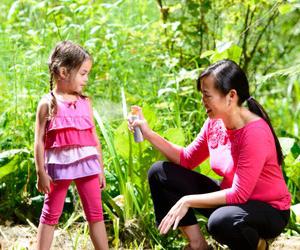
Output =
[{"x1": 34, "y1": 41, "x2": 109, "y2": 250}]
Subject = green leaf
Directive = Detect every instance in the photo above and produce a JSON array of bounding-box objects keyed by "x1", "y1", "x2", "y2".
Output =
[
  {"x1": 0, "y1": 149, "x2": 30, "y2": 179},
  {"x1": 199, "y1": 159, "x2": 222, "y2": 180},
  {"x1": 164, "y1": 127, "x2": 185, "y2": 145},
  {"x1": 210, "y1": 43, "x2": 242, "y2": 64},
  {"x1": 261, "y1": 64, "x2": 300, "y2": 82},
  {"x1": 216, "y1": 40, "x2": 233, "y2": 53},
  {"x1": 227, "y1": 45, "x2": 242, "y2": 64},
  {"x1": 46, "y1": 6, "x2": 65, "y2": 16},
  {"x1": 0, "y1": 155, "x2": 19, "y2": 179},
  {"x1": 7, "y1": 1, "x2": 19, "y2": 20},
  {"x1": 279, "y1": 137, "x2": 296, "y2": 156},
  {"x1": 114, "y1": 121, "x2": 134, "y2": 160},
  {"x1": 284, "y1": 154, "x2": 300, "y2": 188},
  {"x1": 141, "y1": 105, "x2": 158, "y2": 131},
  {"x1": 291, "y1": 203, "x2": 300, "y2": 223},
  {"x1": 158, "y1": 87, "x2": 177, "y2": 97},
  {"x1": 278, "y1": 4, "x2": 294, "y2": 15},
  {"x1": 200, "y1": 50, "x2": 215, "y2": 59},
  {"x1": 0, "y1": 149, "x2": 29, "y2": 159}
]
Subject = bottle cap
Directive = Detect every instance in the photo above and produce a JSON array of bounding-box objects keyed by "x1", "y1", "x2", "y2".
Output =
[{"x1": 131, "y1": 107, "x2": 139, "y2": 115}]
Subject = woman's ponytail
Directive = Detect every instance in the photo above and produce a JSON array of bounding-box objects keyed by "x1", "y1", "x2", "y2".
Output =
[{"x1": 247, "y1": 97, "x2": 283, "y2": 165}]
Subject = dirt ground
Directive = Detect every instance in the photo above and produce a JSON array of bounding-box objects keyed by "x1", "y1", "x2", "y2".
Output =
[{"x1": 0, "y1": 225, "x2": 300, "y2": 249}]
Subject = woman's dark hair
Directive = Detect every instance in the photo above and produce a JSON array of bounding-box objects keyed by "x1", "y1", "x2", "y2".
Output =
[
  {"x1": 48, "y1": 40, "x2": 91, "y2": 117},
  {"x1": 197, "y1": 59, "x2": 283, "y2": 165}
]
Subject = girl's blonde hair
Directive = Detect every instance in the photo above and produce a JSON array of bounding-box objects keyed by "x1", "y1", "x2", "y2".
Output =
[{"x1": 48, "y1": 41, "x2": 91, "y2": 117}]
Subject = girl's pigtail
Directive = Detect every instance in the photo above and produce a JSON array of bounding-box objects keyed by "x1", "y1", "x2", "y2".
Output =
[
  {"x1": 247, "y1": 97, "x2": 283, "y2": 165},
  {"x1": 49, "y1": 73, "x2": 57, "y2": 117}
]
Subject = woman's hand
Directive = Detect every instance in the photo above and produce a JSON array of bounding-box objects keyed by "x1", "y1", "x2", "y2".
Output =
[
  {"x1": 128, "y1": 106, "x2": 152, "y2": 139},
  {"x1": 99, "y1": 171, "x2": 106, "y2": 190},
  {"x1": 158, "y1": 197, "x2": 190, "y2": 234},
  {"x1": 36, "y1": 171, "x2": 53, "y2": 194}
]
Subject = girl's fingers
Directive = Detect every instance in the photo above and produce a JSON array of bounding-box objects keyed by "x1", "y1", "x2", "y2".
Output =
[{"x1": 47, "y1": 184, "x2": 52, "y2": 193}]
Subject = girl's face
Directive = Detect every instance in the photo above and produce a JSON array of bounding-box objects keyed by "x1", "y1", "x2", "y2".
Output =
[
  {"x1": 200, "y1": 75, "x2": 230, "y2": 119},
  {"x1": 69, "y1": 59, "x2": 92, "y2": 94}
]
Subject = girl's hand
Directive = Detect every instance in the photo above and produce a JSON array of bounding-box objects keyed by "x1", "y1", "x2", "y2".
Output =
[
  {"x1": 158, "y1": 197, "x2": 189, "y2": 234},
  {"x1": 37, "y1": 172, "x2": 53, "y2": 194},
  {"x1": 128, "y1": 106, "x2": 152, "y2": 139},
  {"x1": 99, "y1": 171, "x2": 106, "y2": 190}
]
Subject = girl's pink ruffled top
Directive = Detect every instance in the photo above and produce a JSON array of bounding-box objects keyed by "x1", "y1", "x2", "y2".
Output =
[{"x1": 44, "y1": 95, "x2": 101, "y2": 180}]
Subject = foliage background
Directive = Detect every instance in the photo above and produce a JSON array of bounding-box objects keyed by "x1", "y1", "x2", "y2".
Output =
[{"x1": 0, "y1": 0, "x2": 299, "y2": 248}]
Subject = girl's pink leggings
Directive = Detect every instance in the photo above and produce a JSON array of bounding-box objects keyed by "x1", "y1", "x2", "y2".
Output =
[{"x1": 40, "y1": 174, "x2": 103, "y2": 225}]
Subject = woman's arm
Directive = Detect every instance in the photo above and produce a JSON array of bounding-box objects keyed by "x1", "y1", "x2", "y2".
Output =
[
  {"x1": 144, "y1": 130, "x2": 183, "y2": 165},
  {"x1": 34, "y1": 98, "x2": 52, "y2": 194},
  {"x1": 129, "y1": 106, "x2": 210, "y2": 168},
  {"x1": 225, "y1": 126, "x2": 269, "y2": 204},
  {"x1": 158, "y1": 189, "x2": 227, "y2": 234},
  {"x1": 184, "y1": 189, "x2": 227, "y2": 208},
  {"x1": 129, "y1": 106, "x2": 183, "y2": 164}
]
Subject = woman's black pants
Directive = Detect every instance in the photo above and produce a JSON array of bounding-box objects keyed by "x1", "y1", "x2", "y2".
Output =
[{"x1": 148, "y1": 161, "x2": 290, "y2": 250}]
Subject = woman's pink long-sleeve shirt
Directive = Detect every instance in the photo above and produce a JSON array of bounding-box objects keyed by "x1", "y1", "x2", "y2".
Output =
[{"x1": 180, "y1": 118, "x2": 291, "y2": 210}]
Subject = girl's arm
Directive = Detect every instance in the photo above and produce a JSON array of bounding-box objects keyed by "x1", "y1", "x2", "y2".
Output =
[{"x1": 34, "y1": 98, "x2": 52, "y2": 194}]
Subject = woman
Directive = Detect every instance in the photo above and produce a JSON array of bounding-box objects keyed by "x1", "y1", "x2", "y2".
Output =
[{"x1": 129, "y1": 59, "x2": 291, "y2": 250}]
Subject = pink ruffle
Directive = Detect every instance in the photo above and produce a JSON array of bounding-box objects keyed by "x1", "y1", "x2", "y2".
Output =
[
  {"x1": 45, "y1": 146, "x2": 99, "y2": 165},
  {"x1": 47, "y1": 116, "x2": 93, "y2": 131},
  {"x1": 45, "y1": 128, "x2": 97, "y2": 149},
  {"x1": 46, "y1": 155, "x2": 101, "y2": 180}
]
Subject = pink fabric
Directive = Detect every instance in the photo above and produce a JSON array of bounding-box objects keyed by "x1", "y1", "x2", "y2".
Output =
[
  {"x1": 46, "y1": 155, "x2": 101, "y2": 180},
  {"x1": 180, "y1": 118, "x2": 291, "y2": 210},
  {"x1": 44, "y1": 95, "x2": 100, "y2": 180},
  {"x1": 40, "y1": 175, "x2": 103, "y2": 225},
  {"x1": 45, "y1": 128, "x2": 97, "y2": 149},
  {"x1": 46, "y1": 146, "x2": 98, "y2": 164},
  {"x1": 47, "y1": 116, "x2": 93, "y2": 131},
  {"x1": 46, "y1": 97, "x2": 93, "y2": 131}
]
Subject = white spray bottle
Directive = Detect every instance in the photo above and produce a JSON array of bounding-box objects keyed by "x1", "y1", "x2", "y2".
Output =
[{"x1": 130, "y1": 107, "x2": 144, "y2": 143}]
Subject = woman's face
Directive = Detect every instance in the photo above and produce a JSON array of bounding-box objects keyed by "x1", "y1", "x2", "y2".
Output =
[{"x1": 200, "y1": 75, "x2": 229, "y2": 119}]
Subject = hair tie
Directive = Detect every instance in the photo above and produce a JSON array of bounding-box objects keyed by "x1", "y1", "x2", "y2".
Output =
[{"x1": 247, "y1": 96, "x2": 253, "y2": 102}]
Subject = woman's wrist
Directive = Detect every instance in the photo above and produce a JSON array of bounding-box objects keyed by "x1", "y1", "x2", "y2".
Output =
[
  {"x1": 143, "y1": 128, "x2": 154, "y2": 141},
  {"x1": 182, "y1": 196, "x2": 192, "y2": 208}
]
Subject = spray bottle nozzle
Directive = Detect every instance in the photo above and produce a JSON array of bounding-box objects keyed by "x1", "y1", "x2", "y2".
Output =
[{"x1": 131, "y1": 107, "x2": 139, "y2": 116}]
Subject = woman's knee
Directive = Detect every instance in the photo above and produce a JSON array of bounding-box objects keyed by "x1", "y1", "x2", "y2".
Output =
[
  {"x1": 148, "y1": 161, "x2": 165, "y2": 181},
  {"x1": 207, "y1": 207, "x2": 237, "y2": 237}
]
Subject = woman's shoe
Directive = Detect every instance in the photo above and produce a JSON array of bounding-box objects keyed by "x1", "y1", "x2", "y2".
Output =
[{"x1": 257, "y1": 238, "x2": 268, "y2": 250}]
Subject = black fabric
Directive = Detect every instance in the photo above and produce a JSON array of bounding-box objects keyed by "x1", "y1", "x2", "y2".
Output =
[{"x1": 148, "y1": 161, "x2": 290, "y2": 250}]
